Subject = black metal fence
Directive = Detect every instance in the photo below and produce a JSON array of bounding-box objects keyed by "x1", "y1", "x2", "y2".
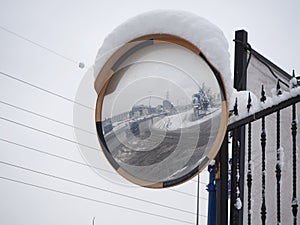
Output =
[{"x1": 216, "y1": 30, "x2": 299, "y2": 225}]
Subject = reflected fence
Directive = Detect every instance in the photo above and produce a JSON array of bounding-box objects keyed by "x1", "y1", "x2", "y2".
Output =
[{"x1": 216, "y1": 30, "x2": 299, "y2": 225}]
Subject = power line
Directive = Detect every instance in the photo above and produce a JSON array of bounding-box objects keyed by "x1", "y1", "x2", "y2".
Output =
[
  {"x1": 0, "y1": 101, "x2": 209, "y2": 199},
  {"x1": 168, "y1": 189, "x2": 207, "y2": 200},
  {"x1": 0, "y1": 26, "x2": 209, "y2": 218},
  {"x1": 0, "y1": 176, "x2": 194, "y2": 224},
  {"x1": 0, "y1": 159, "x2": 202, "y2": 217},
  {"x1": 0, "y1": 100, "x2": 209, "y2": 188},
  {"x1": 0, "y1": 98, "x2": 208, "y2": 187},
  {"x1": 0, "y1": 116, "x2": 209, "y2": 191},
  {"x1": 0, "y1": 137, "x2": 111, "y2": 174},
  {"x1": 192, "y1": 178, "x2": 207, "y2": 185},
  {"x1": 0, "y1": 100, "x2": 95, "y2": 135},
  {"x1": 0, "y1": 100, "x2": 207, "y2": 184},
  {"x1": 0, "y1": 113, "x2": 209, "y2": 198},
  {"x1": 0, "y1": 137, "x2": 205, "y2": 199},
  {"x1": 0, "y1": 116, "x2": 100, "y2": 152},
  {"x1": 0, "y1": 71, "x2": 94, "y2": 110},
  {"x1": 169, "y1": 189, "x2": 197, "y2": 198},
  {"x1": 0, "y1": 76, "x2": 208, "y2": 199},
  {"x1": 0, "y1": 25, "x2": 85, "y2": 69}
]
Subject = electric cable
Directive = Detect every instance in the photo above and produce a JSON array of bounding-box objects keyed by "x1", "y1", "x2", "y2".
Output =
[
  {"x1": 191, "y1": 178, "x2": 208, "y2": 185},
  {"x1": 0, "y1": 71, "x2": 209, "y2": 199},
  {"x1": 0, "y1": 100, "x2": 95, "y2": 135},
  {"x1": 0, "y1": 99, "x2": 209, "y2": 184},
  {"x1": 0, "y1": 25, "x2": 85, "y2": 69},
  {"x1": 0, "y1": 176, "x2": 194, "y2": 225},
  {"x1": 251, "y1": 52, "x2": 289, "y2": 88},
  {"x1": 0, "y1": 116, "x2": 100, "y2": 152},
  {"x1": 233, "y1": 39, "x2": 289, "y2": 88},
  {"x1": 0, "y1": 137, "x2": 111, "y2": 174},
  {"x1": 0, "y1": 115, "x2": 209, "y2": 187},
  {"x1": 169, "y1": 189, "x2": 203, "y2": 199},
  {"x1": 0, "y1": 71, "x2": 93, "y2": 110},
  {"x1": 0, "y1": 137, "x2": 206, "y2": 200},
  {"x1": 0, "y1": 159, "x2": 203, "y2": 217},
  {"x1": 0, "y1": 29, "x2": 211, "y2": 220}
]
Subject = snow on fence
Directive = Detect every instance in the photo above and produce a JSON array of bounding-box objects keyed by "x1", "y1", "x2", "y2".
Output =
[{"x1": 226, "y1": 30, "x2": 299, "y2": 225}]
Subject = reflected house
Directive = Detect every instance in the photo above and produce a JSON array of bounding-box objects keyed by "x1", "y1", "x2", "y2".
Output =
[
  {"x1": 102, "y1": 112, "x2": 129, "y2": 134},
  {"x1": 129, "y1": 105, "x2": 144, "y2": 118},
  {"x1": 129, "y1": 105, "x2": 156, "y2": 118},
  {"x1": 102, "y1": 118, "x2": 113, "y2": 134},
  {"x1": 111, "y1": 111, "x2": 129, "y2": 123}
]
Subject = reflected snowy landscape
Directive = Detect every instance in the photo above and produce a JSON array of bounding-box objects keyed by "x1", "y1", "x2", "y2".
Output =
[
  {"x1": 97, "y1": 39, "x2": 226, "y2": 184},
  {"x1": 101, "y1": 88, "x2": 222, "y2": 183}
]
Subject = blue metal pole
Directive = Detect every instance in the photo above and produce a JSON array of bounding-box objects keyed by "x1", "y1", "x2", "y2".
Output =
[
  {"x1": 196, "y1": 174, "x2": 200, "y2": 225},
  {"x1": 207, "y1": 164, "x2": 217, "y2": 225}
]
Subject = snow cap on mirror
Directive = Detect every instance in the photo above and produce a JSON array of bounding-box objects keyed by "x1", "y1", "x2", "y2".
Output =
[{"x1": 94, "y1": 9, "x2": 232, "y2": 99}]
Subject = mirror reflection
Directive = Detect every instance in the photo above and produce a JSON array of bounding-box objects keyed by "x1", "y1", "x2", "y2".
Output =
[{"x1": 97, "y1": 40, "x2": 226, "y2": 186}]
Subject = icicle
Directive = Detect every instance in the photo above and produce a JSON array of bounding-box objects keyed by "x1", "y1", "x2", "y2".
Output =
[
  {"x1": 234, "y1": 156, "x2": 243, "y2": 210},
  {"x1": 235, "y1": 197, "x2": 242, "y2": 210},
  {"x1": 236, "y1": 165, "x2": 240, "y2": 181},
  {"x1": 277, "y1": 147, "x2": 284, "y2": 170}
]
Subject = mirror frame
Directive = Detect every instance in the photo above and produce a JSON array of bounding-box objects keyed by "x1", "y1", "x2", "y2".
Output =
[{"x1": 95, "y1": 34, "x2": 228, "y2": 188}]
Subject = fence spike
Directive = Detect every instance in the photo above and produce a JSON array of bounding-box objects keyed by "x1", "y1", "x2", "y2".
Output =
[
  {"x1": 260, "y1": 85, "x2": 266, "y2": 103},
  {"x1": 277, "y1": 80, "x2": 282, "y2": 96},
  {"x1": 247, "y1": 92, "x2": 252, "y2": 113},
  {"x1": 234, "y1": 97, "x2": 238, "y2": 116}
]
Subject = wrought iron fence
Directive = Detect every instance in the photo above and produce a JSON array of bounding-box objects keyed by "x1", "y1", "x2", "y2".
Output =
[{"x1": 217, "y1": 30, "x2": 299, "y2": 225}]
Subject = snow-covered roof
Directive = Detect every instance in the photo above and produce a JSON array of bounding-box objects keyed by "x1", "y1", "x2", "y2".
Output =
[{"x1": 93, "y1": 9, "x2": 232, "y2": 98}]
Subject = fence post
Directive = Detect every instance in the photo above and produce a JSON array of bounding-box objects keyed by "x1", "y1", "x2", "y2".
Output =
[
  {"x1": 207, "y1": 164, "x2": 217, "y2": 225},
  {"x1": 216, "y1": 134, "x2": 229, "y2": 225},
  {"x1": 230, "y1": 30, "x2": 248, "y2": 225}
]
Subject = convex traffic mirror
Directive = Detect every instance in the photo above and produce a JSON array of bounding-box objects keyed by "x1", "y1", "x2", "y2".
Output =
[{"x1": 95, "y1": 34, "x2": 228, "y2": 188}]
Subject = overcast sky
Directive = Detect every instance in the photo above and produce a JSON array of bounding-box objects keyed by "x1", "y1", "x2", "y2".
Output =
[{"x1": 0, "y1": 1, "x2": 300, "y2": 225}]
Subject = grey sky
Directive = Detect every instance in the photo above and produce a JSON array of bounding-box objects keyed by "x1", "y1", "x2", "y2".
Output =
[{"x1": 0, "y1": 1, "x2": 299, "y2": 225}]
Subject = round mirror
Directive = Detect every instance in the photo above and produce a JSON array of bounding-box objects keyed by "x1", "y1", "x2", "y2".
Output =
[{"x1": 95, "y1": 34, "x2": 228, "y2": 188}]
